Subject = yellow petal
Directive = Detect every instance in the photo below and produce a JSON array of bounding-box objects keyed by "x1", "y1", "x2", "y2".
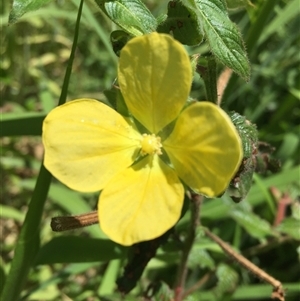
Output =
[
  {"x1": 99, "y1": 155, "x2": 184, "y2": 246},
  {"x1": 118, "y1": 32, "x2": 192, "y2": 134},
  {"x1": 42, "y1": 99, "x2": 142, "y2": 192},
  {"x1": 163, "y1": 102, "x2": 243, "y2": 197}
]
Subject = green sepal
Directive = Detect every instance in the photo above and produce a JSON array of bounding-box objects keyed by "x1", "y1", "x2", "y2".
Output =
[
  {"x1": 227, "y1": 112, "x2": 258, "y2": 202},
  {"x1": 157, "y1": 0, "x2": 203, "y2": 45},
  {"x1": 195, "y1": 55, "x2": 218, "y2": 103},
  {"x1": 116, "y1": 89, "x2": 130, "y2": 117},
  {"x1": 228, "y1": 114, "x2": 281, "y2": 202},
  {"x1": 229, "y1": 158, "x2": 255, "y2": 203},
  {"x1": 230, "y1": 112, "x2": 258, "y2": 158},
  {"x1": 110, "y1": 30, "x2": 131, "y2": 56},
  {"x1": 103, "y1": 87, "x2": 117, "y2": 110},
  {"x1": 103, "y1": 84, "x2": 130, "y2": 117}
]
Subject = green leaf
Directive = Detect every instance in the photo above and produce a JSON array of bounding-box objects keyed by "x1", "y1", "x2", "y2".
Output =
[
  {"x1": 188, "y1": 246, "x2": 215, "y2": 270},
  {"x1": 275, "y1": 218, "x2": 300, "y2": 240},
  {"x1": 9, "y1": 0, "x2": 52, "y2": 24},
  {"x1": 182, "y1": 0, "x2": 250, "y2": 80},
  {"x1": 95, "y1": 0, "x2": 157, "y2": 36},
  {"x1": 157, "y1": 0, "x2": 203, "y2": 46},
  {"x1": 276, "y1": 133, "x2": 299, "y2": 161},
  {"x1": 259, "y1": 0, "x2": 299, "y2": 44},
  {"x1": 151, "y1": 282, "x2": 173, "y2": 301},
  {"x1": 189, "y1": 283, "x2": 300, "y2": 300},
  {"x1": 252, "y1": 173, "x2": 276, "y2": 214},
  {"x1": 214, "y1": 263, "x2": 238, "y2": 298},
  {"x1": 230, "y1": 209, "x2": 274, "y2": 239},
  {"x1": 183, "y1": 296, "x2": 199, "y2": 301},
  {"x1": 35, "y1": 236, "x2": 127, "y2": 264},
  {"x1": 226, "y1": 0, "x2": 253, "y2": 10},
  {"x1": 222, "y1": 0, "x2": 280, "y2": 102},
  {"x1": 291, "y1": 201, "x2": 300, "y2": 220},
  {"x1": 98, "y1": 260, "x2": 121, "y2": 295},
  {"x1": 96, "y1": 294, "x2": 137, "y2": 301},
  {"x1": 248, "y1": 166, "x2": 299, "y2": 207},
  {"x1": 233, "y1": 283, "x2": 300, "y2": 299},
  {"x1": 0, "y1": 205, "x2": 24, "y2": 222},
  {"x1": 21, "y1": 263, "x2": 96, "y2": 300},
  {"x1": 0, "y1": 113, "x2": 45, "y2": 137},
  {"x1": 21, "y1": 266, "x2": 60, "y2": 300}
]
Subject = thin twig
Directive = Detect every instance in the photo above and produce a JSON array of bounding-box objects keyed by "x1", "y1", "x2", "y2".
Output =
[
  {"x1": 182, "y1": 271, "x2": 213, "y2": 299},
  {"x1": 204, "y1": 228, "x2": 285, "y2": 301},
  {"x1": 174, "y1": 193, "x2": 203, "y2": 301},
  {"x1": 270, "y1": 186, "x2": 292, "y2": 226},
  {"x1": 51, "y1": 211, "x2": 98, "y2": 231}
]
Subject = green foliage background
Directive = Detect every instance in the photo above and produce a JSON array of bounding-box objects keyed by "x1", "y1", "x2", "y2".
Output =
[{"x1": 1, "y1": 0, "x2": 299, "y2": 300}]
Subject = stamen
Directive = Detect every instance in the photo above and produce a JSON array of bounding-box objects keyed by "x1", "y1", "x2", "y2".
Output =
[{"x1": 140, "y1": 134, "x2": 162, "y2": 155}]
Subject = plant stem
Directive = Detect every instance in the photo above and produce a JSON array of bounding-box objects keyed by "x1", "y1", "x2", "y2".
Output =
[
  {"x1": 1, "y1": 165, "x2": 51, "y2": 301},
  {"x1": 217, "y1": 68, "x2": 232, "y2": 105},
  {"x1": 0, "y1": 2, "x2": 84, "y2": 300},
  {"x1": 197, "y1": 55, "x2": 218, "y2": 104},
  {"x1": 174, "y1": 193, "x2": 203, "y2": 301},
  {"x1": 204, "y1": 228, "x2": 285, "y2": 301}
]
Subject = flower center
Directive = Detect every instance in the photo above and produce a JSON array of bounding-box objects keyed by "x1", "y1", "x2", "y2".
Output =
[{"x1": 140, "y1": 134, "x2": 162, "y2": 155}]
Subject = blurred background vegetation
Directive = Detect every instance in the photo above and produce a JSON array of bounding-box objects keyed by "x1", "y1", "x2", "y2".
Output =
[{"x1": 1, "y1": 0, "x2": 299, "y2": 300}]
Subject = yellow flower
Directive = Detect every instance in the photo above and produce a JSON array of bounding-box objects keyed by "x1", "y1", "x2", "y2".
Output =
[{"x1": 42, "y1": 33, "x2": 242, "y2": 246}]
